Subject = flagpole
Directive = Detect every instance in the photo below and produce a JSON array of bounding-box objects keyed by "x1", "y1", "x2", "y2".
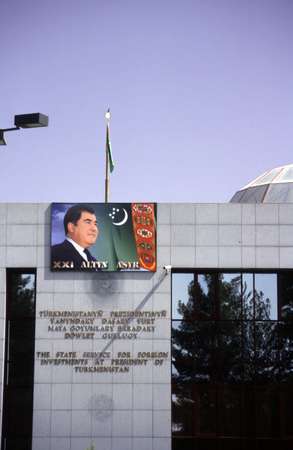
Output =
[{"x1": 105, "y1": 109, "x2": 110, "y2": 203}]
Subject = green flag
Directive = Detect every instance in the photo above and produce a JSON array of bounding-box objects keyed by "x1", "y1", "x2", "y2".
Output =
[{"x1": 106, "y1": 124, "x2": 114, "y2": 173}]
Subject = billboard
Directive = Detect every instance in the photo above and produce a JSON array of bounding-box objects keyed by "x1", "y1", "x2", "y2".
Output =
[{"x1": 51, "y1": 203, "x2": 156, "y2": 272}]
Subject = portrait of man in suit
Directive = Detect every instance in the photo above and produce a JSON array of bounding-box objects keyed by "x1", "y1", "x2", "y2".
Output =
[{"x1": 51, "y1": 204, "x2": 98, "y2": 269}]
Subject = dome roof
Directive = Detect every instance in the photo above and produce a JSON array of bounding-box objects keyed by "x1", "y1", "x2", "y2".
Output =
[{"x1": 230, "y1": 164, "x2": 293, "y2": 203}]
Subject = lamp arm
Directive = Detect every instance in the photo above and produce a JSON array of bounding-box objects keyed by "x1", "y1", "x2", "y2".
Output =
[{"x1": 0, "y1": 127, "x2": 20, "y2": 132}]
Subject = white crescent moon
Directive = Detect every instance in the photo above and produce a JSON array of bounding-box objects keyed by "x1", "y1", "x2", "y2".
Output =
[{"x1": 113, "y1": 208, "x2": 128, "y2": 226}]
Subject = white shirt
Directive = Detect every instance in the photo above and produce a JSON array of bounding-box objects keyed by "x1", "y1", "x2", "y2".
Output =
[{"x1": 66, "y1": 237, "x2": 88, "y2": 261}]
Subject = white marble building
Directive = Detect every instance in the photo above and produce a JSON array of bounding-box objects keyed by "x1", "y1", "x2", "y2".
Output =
[{"x1": 1, "y1": 202, "x2": 293, "y2": 450}]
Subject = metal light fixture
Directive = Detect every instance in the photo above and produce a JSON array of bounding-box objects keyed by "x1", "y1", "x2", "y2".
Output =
[
  {"x1": 14, "y1": 113, "x2": 49, "y2": 128},
  {"x1": 0, "y1": 113, "x2": 49, "y2": 145}
]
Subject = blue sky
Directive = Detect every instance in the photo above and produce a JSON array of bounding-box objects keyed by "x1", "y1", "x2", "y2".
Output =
[{"x1": 1, "y1": 0, "x2": 293, "y2": 202}]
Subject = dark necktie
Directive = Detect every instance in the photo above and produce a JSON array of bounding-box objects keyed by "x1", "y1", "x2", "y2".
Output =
[{"x1": 84, "y1": 248, "x2": 93, "y2": 261}]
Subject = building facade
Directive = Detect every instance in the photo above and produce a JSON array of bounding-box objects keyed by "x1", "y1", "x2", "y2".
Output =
[{"x1": 0, "y1": 202, "x2": 293, "y2": 450}]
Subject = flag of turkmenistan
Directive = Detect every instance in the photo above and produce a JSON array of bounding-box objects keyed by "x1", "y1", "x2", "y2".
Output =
[{"x1": 106, "y1": 124, "x2": 114, "y2": 173}]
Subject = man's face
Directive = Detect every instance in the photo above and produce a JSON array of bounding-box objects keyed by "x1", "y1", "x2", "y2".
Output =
[{"x1": 67, "y1": 211, "x2": 98, "y2": 248}]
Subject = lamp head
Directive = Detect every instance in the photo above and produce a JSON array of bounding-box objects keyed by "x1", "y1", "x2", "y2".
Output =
[{"x1": 14, "y1": 113, "x2": 49, "y2": 128}]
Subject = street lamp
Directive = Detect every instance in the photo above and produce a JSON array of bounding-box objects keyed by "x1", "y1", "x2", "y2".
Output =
[{"x1": 0, "y1": 113, "x2": 49, "y2": 145}]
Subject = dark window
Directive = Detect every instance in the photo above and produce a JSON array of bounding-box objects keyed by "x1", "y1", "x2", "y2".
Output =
[
  {"x1": 254, "y1": 274, "x2": 277, "y2": 320},
  {"x1": 172, "y1": 270, "x2": 293, "y2": 448},
  {"x1": 219, "y1": 273, "x2": 242, "y2": 320},
  {"x1": 279, "y1": 272, "x2": 293, "y2": 320},
  {"x1": 1, "y1": 270, "x2": 36, "y2": 450}
]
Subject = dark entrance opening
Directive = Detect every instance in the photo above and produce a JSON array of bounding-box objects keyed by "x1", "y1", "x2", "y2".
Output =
[{"x1": 1, "y1": 269, "x2": 36, "y2": 450}]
